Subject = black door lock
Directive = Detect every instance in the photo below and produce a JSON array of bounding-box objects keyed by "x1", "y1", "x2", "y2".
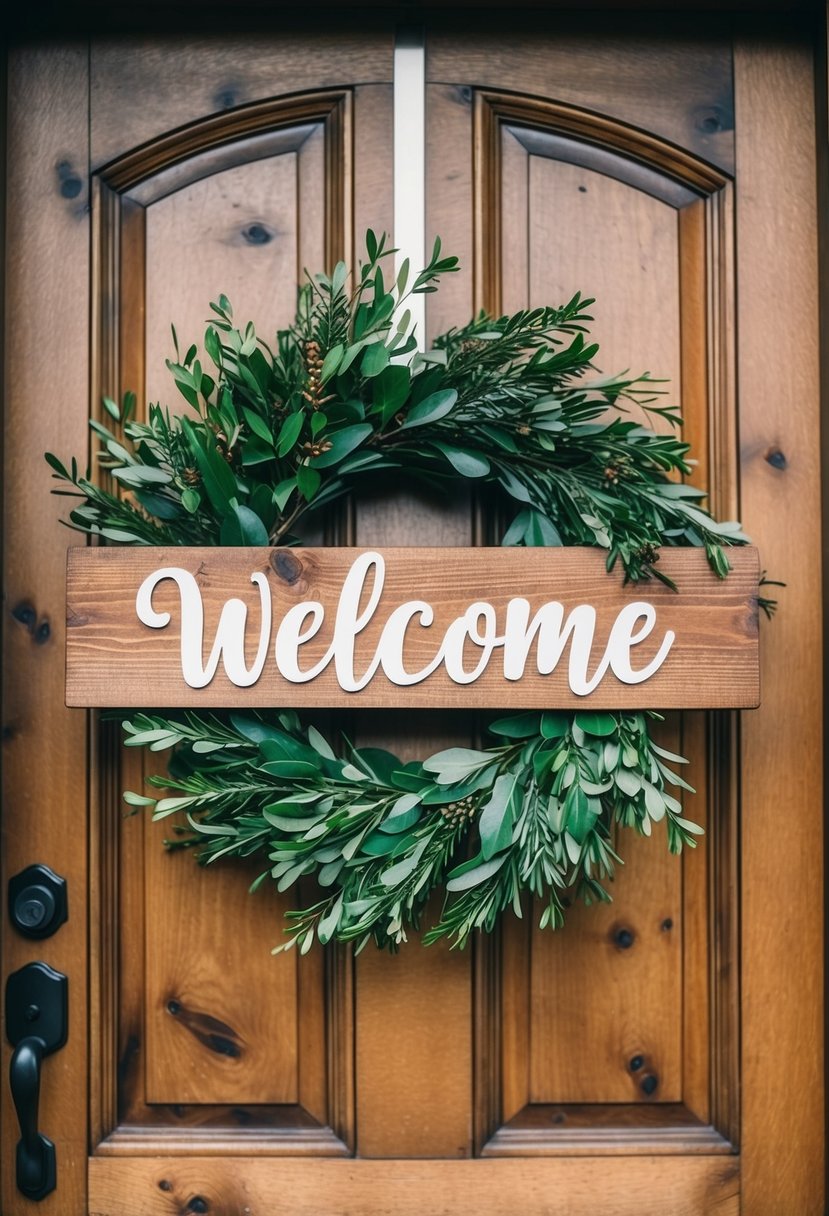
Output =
[
  {"x1": 8, "y1": 864, "x2": 67, "y2": 939},
  {"x1": 5, "y1": 961, "x2": 68, "y2": 1201}
]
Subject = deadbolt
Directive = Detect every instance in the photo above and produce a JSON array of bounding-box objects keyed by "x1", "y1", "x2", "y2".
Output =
[{"x1": 8, "y1": 865, "x2": 67, "y2": 940}]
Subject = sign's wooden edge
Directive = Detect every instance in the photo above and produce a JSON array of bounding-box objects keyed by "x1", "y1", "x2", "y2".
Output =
[{"x1": 64, "y1": 544, "x2": 762, "y2": 711}]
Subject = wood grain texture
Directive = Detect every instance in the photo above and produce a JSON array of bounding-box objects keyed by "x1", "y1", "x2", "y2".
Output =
[
  {"x1": 528, "y1": 154, "x2": 682, "y2": 429},
  {"x1": 90, "y1": 33, "x2": 393, "y2": 171},
  {"x1": 522, "y1": 151, "x2": 684, "y2": 1107},
  {"x1": 143, "y1": 849, "x2": 299, "y2": 1106},
  {"x1": 428, "y1": 22, "x2": 736, "y2": 174},
  {"x1": 66, "y1": 546, "x2": 760, "y2": 709},
  {"x1": 735, "y1": 34, "x2": 825, "y2": 1215},
  {"x1": 355, "y1": 908, "x2": 473, "y2": 1158},
  {"x1": 144, "y1": 153, "x2": 301, "y2": 404},
  {"x1": 467, "y1": 40, "x2": 742, "y2": 1165},
  {"x1": 1, "y1": 45, "x2": 91, "y2": 1216},
  {"x1": 529, "y1": 795, "x2": 683, "y2": 1104},
  {"x1": 483, "y1": 1101, "x2": 730, "y2": 1155},
  {"x1": 86, "y1": 54, "x2": 359, "y2": 1154},
  {"x1": 87, "y1": 1155, "x2": 740, "y2": 1216},
  {"x1": 352, "y1": 362, "x2": 473, "y2": 1154}
]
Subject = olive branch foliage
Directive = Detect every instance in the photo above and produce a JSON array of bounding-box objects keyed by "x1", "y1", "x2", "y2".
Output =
[
  {"x1": 47, "y1": 229, "x2": 749, "y2": 584},
  {"x1": 122, "y1": 707, "x2": 700, "y2": 954},
  {"x1": 46, "y1": 230, "x2": 765, "y2": 952}
]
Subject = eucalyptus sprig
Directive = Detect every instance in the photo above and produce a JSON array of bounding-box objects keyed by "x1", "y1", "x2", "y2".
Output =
[
  {"x1": 122, "y1": 709, "x2": 699, "y2": 953},
  {"x1": 46, "y1": 230, "x2": 751, "y2": 585}
]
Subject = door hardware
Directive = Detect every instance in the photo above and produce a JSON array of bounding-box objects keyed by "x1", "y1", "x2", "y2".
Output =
[
  {"x1": 5, "y1": 962, "x2": 68, "y2": 1200},
  {"x1": 8, "y1": 864, "x2": 67, "y2": 939}
]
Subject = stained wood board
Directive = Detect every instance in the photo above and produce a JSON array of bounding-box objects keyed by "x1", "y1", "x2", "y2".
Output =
[{"x1": 66, "y1": 545, "x2": 760, "y2": 709}]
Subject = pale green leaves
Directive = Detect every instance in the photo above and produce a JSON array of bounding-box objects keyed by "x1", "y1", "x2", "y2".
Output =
[
  {"x1": 478, "y1": 774, "x2": 520, "y2": 859},
  {"x1": 120, "y1": 699, "x2": 702, "y2": 953}
]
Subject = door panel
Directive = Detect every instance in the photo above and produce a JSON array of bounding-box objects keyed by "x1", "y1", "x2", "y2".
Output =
[
  {"x1": 1, "y1": 18, "x2": 823, "y2": 1216},
  {"x1": 425, "y1": 79, "x2": 738, "y2": 1153},
  {"x1": 90, "y1": 81, "x2": 386, "y2": 1156}
]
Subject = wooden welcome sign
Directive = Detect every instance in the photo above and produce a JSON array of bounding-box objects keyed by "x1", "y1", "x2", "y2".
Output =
[{"x1": 65, "y1": 546, "x2": 760, "y2": 710}]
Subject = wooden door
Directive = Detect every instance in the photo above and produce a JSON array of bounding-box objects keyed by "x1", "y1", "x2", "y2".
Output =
[{"x1": 1, "y1": 13, "x2": 823, "y2": 1215}]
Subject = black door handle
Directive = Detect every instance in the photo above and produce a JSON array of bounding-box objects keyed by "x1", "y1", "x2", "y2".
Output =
[
  {"x1": 5, "y1": 962, "x2": 67, "y2": 1201},
  {"x1": 10, "y1": 1037, "x2": 55, "y2": 1200}
]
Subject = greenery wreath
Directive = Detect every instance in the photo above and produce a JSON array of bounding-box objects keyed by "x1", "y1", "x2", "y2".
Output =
[{"x1": 47, "y1": 231, "x2": 773, "y2": 953}]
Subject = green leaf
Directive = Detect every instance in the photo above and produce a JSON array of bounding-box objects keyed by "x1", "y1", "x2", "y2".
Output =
[
  {"x1": 398, "y1": 389, "x2": 457, "y2": 430},
  {"x1": 219, "y1": 502, "x2": 269, "y2": 546},
  {"x1": 422, "y1": 747, "x2": 493, "y2": 784},
  {"x1": 312, "y1": 423, "x2": 372, "y2": 469},
  {"x1": 432, "y1": 442, "x2": 490, "y2": 479},
  {"x1": 574, "y1": 712, "x2": 616, "y2": 738},
  {"x1": 379, "y1": 793, "x2": 423, "y2": 834},
  {"x1": 479, "y1": 773, "x2": 519, "y2": 860},
  {"x1": 134, "y1": 490, "x2": 180, "y2": 520},
  {"x1": 102, "y1": 395, "x2": 121, "y2": 421},
  {"x1": 317, "y1": 894, "x2": 344, "y2": 945},
  {"x1": 111, "y1": 465, "x2": 172, "y2": 487},
  {"x1": 241, "y1": 436, "x2": 276, "y2": 466},
  {"x1": 153, "y1": 795, "x2": 200, "y2": 819},
  {"x1": 242, "y1": 407, "x2": 274, "y2": 444},
  {"x1": 615, "y1": 768, "x2": 641, "y2": 797},
  {"x1": 296, "y1": 464, "x2": 321, "y2": 501},
  {"x1": 307, "y1": 725, "x2": 336, "y2": 760},
  {"x1": 445, "y1": 853, "x2": 507, "y2": 892},
  {"x1": 320, "y1": 344, "x2": 344, "y2": 384},
  {"x1": 524, "y1": 509, "x2": 563, "y2": 547},
  {"x1": 643, "y1": 782, "x2": 666, "y2": 821},
  {"x1": 181, "y1": 416, "x2": 236, "y2": 513},
  {"x1": 259, "y1": 760, "x2": 320, "y2": 779},
  {"x1": 277, "y1": 411, "x2": 304, "y2": 457},
  {"x1": 541, "y1": 713, "x2": 570, "y2": 740},
  {"x1": 181, "y1": 487, "x2": 201, "y2": 514},
  {"x1": 380, "y1": 844, "x2": 426, "y2": 887},
  {"x1": 123, "y1": 791, "x2": 156, "y2": 807},
  {"x1": 488, "y1": 713, "x2": 541, "y2": 738},
  {"x1": 564, "y1": 784, "x2": 599, "y2": 842},
  {"x1": 273, "y1": 477, "x2": 296, "y2": 511},
  {"x1": 372, "y1": 364, "x2": 411, "y2": 423},
  {"x1": 361, "y1": 342, "x2": 390, "y2": 378}
]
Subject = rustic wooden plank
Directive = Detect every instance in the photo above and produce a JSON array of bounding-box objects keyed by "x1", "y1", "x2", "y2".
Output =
[
  {"x1": 66, "y1": 545, "x2": 760, "y2": 709},
  {"x1": 2, "y1": 44, "x2": 91, "y2": 1216},
  {"x1": 735, "y1": 33, "x2": 825, "y2": 1216},
  {"x1": 87, "y1": 1154, "x2": 740, "y2": 1216}
]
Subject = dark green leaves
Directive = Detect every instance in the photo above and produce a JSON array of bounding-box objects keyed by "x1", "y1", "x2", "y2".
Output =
[
  {"x1": 47, "y1": 228, "x2": 741, "y2": 954},
  {"x1": 432, "y1": 441, "x2": 490, "y2": 479},
  {"x1": 219, "y1": 502, "x2": 269, "y2": 546},
  {"x1": 312, "y1": 423, "x2": 372, "y2": 468},
  {"x1": 181, "y1": 417, "x2": 236, "y2": 514},
  {"x1": 574, "y1": 712, "x2": 616, "y2": 737},
  {"x1": 277, "y1": 412, "x2": 303, "y2": 458},
  {"x1": 398, "y1": 389, "x2": 457, "y2": 430},
  {"x1": 372, "y1": 364, "x2": 410, "y2": 424},
  {"x1": 121, "y1": 697, "x2": 700, "y2": 955}
]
